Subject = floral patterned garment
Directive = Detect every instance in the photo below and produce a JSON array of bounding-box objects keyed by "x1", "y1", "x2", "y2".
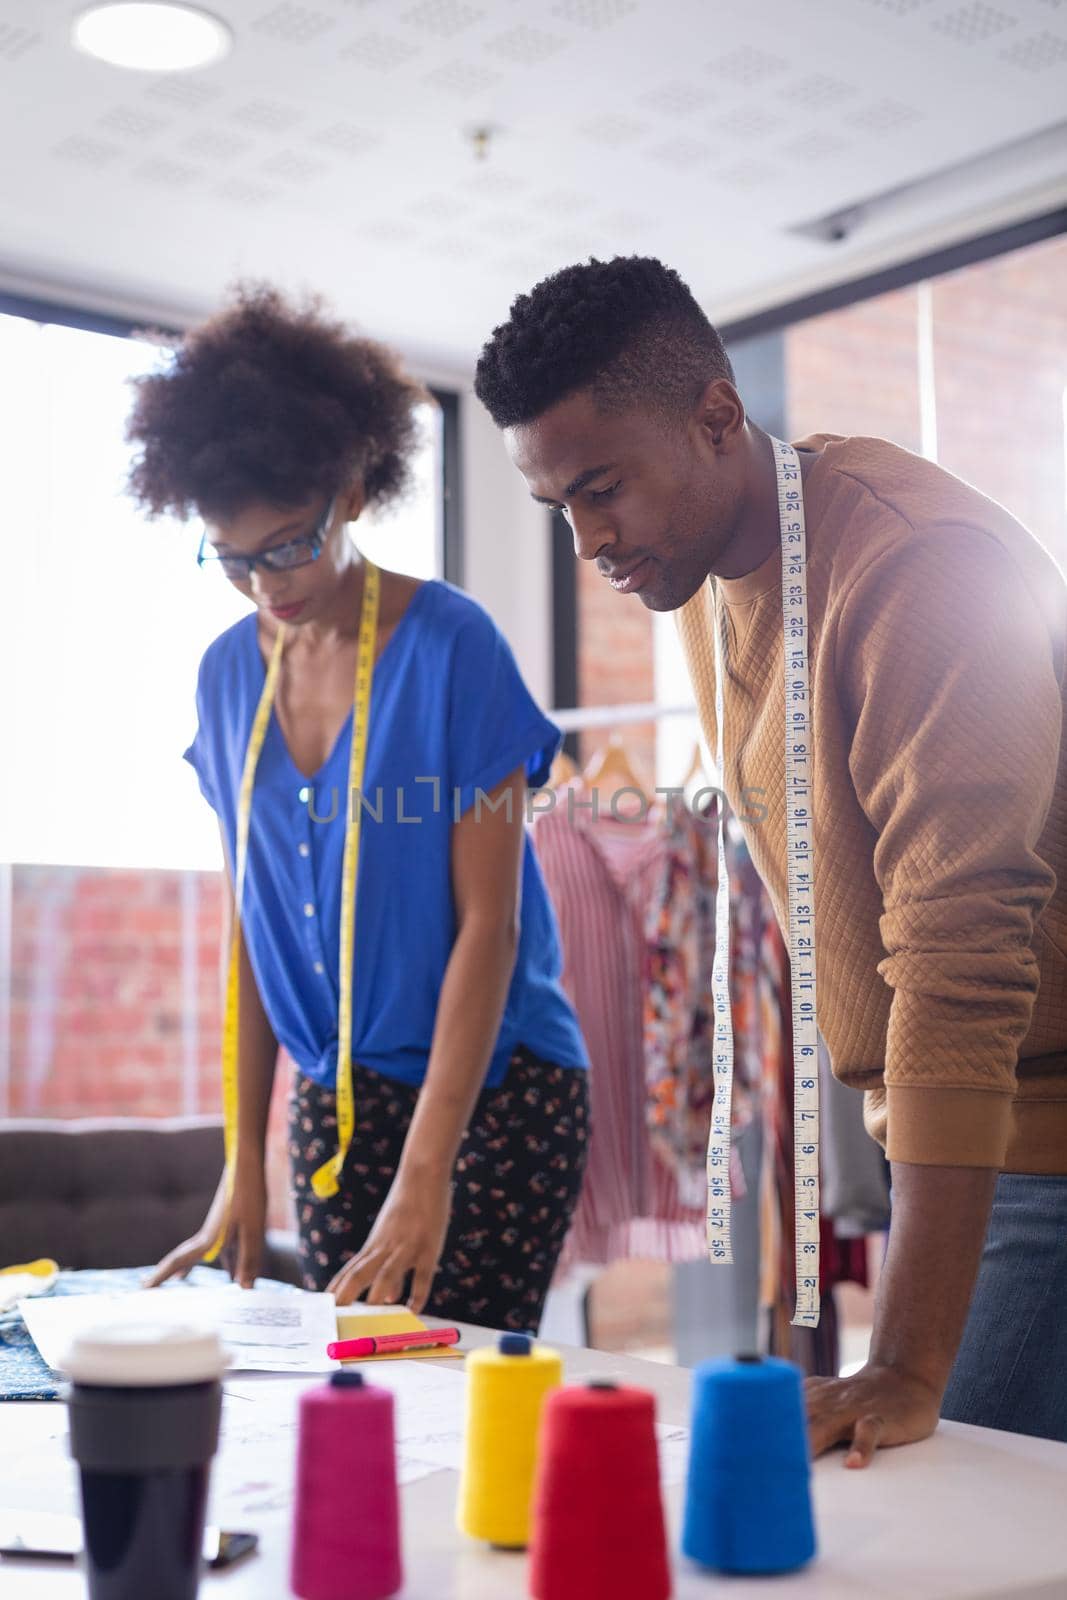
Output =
[
  {"x1": 289, "y1": 1048, "x2": 589, "y2": 1333},
  {"x1": 534, "y1": 788, "x2": 706, "y2": 1265},
  {"x1": 534, "y1": 788, "x2": 773, "y2": 1266},
  {"x1": 643, "y1": 800, "x2": 766, "y2": 1207}
]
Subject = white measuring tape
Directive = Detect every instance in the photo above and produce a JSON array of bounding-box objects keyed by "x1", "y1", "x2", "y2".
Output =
[{"x1": 706, "y1": 437, "x2": 820, "y2": 1329}]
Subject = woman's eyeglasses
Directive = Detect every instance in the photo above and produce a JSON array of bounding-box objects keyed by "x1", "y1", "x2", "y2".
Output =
[{"x1": 197, "y1": 497, "x2": 335, "y2": 581}]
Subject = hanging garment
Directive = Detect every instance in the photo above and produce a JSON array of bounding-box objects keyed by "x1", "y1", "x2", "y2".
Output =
[
  {"x1": 534, "y1": 786, "x2": 706, "y2": 1264},
  {"x1": 534, "y1": 790, "x2": 767, "y2": 1266},
  {"x1": 643, "y1": 801, "x2": 762, "y2": 1207}
]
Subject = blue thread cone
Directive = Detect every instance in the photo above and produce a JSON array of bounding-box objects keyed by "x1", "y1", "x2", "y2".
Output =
[{"x1": 682, "y1": 1355, "x2": 816, "y2": 1574}]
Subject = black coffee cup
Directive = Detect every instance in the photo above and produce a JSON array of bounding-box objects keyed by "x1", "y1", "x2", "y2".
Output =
[{"x1": 63, "y1": 1322, "x2": 228, "y2": 1600}]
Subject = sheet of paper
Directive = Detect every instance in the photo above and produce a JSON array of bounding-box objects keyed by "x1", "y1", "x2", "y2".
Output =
[
  {"x1": 224, "y1": 1362, "x2": 468, "y2": 1472},
  {"x1": 222, "y1": 1368, "x2": 690, "y2": 1489},
  {"x1": 5, "y1": 1338, "x2": 690, "y2": 1541},
  {"x1": 19, "y1": 1285, "x2": 339, "y2": 1374},
  {"x1": 215, "y1": 1369, "x2": 456, "y2": 1523},
  {"x1": 656, "y1": 1422, "x2": 692, "y2": 1488}
]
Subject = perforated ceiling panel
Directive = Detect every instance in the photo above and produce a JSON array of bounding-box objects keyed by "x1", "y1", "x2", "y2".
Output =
[
  {"x1": 933, "y1": 1, "x2": 1018, "y2": 40},
  {"x1": 1003, "y1": 26, "x2": 1067, "y2": 59},
  {"x1": 579, "y1": 112, "x2": 648, "y2": 143},
  {"x1": 341, "y1": 32, "x2": 422, "y2": 70},
  {"x1": 0, "y1": 0, "x2": 1064, "y2": 369},
  {"x1": 251, "y1": 4, "x2": 338, "y2": 44},
  {"x1": 227, "y1": 98, "x2": 305, "y2": 132},
  {"x1": 144, "y1": 76, "x2": 219, "y2": 110},
  {"x1": 401, "y1": 0, "x2": 485, "y2": 39},
  {"x1": 182, "y1": 127, "x2": 254, "y2": 160},
  {"x1": 706, "y1": 45, "x2": 790, "y2": 86},
  {"x1": 50, "y1": 136, "x2": 123, "y2": 168},
  {"x1": 639, "y1": 80, "x2": 715, "y2": 117},
  {"x1": 216, "y1": 175, "x2": 280, "y2": 206},
  {"x1": 551, "y1": 0, "x2": 638, "y2": 29},
  {"x1": 98, "y1": 107, "x2": 171, "y2": 140},
  {"x1": 649, "y1": 135, "x2": 712, "y2": 171},
  {"x1": 787, "y1": 73, "x2": 857, "y2": 110},
  {"x1": 714, "y1": 107, "x2": 785, "y2": 139},
  {"x1": 0, "y1": 20, "x2": 37, "y2": 60},
  {"x1": 135, "y1": 157, "x2": 205, "y2": 189},
  {"x1": 859, "y1": 0, "x2": 934, "y2": 13},
  {"x1": 484, "y1": 24, "x2": 568, "y2": 64},
  {"x1": 311, "y1": 122, "x2": 380, "y2": 154},
  {"x1": 845, "y1": 97, "x2": 924, "y2": 131}
]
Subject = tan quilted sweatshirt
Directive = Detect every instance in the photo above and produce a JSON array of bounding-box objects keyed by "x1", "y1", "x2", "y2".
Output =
[{"x1": 677, "y1": 435, "x2": 1067, "y2": 1173}]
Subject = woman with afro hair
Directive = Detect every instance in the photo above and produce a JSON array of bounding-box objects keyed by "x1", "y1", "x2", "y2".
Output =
[{"x1": 136, "y1": 286, "x2": 589, "y2": 1330}]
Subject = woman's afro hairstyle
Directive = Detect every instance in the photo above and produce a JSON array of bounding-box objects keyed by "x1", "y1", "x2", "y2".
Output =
[{"x1": 126, "y1": 283, "x2": 429, "y2": 521}]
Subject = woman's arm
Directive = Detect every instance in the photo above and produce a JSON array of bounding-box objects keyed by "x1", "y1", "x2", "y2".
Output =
[
  {"x1": 228, "y1": 869, "x2": 280, "y2": 1175},
  {"x1": 398, "y1": 766, "x2": 525, "y2": 1181},
  {"x1": 328, "y1": 766, "x2": 527, "y2": 1311}
]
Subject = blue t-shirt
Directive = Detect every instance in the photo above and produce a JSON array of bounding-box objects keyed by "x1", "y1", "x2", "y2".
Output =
[{"x1": 185, "y1": 579, "x2": 589, "y2": 1090}]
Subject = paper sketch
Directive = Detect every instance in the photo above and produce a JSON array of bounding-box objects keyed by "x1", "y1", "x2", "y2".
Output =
[{"x1": 19, "y1": 1285, "x2": 338, "y2": 1374}]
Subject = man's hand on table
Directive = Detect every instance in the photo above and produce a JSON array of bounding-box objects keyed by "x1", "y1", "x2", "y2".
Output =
[
  {"x1": 802, "y1": 1161, "x2": 997, "y2": 1468},
  {"x1": 805, "y1": 1362, "x2": 942, "y2": 1468}
]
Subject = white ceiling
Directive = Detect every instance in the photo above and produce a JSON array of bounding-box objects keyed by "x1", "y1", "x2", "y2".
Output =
[{"x1": 0, "y1": 0, "x2": 1065, "y2": 374}]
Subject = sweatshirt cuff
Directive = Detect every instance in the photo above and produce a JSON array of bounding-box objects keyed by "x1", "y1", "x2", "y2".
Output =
[{"x1": 885, "y1": 1085, "x2": 1014, "y2": 1169}]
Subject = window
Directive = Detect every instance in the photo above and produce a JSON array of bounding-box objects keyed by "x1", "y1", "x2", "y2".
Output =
[
  {"x1": 356, "y1": 401, "x2": 442, "y2": 581},
  {"x1": 0, "y1": 313, "x2": 444, "y2": 872}
]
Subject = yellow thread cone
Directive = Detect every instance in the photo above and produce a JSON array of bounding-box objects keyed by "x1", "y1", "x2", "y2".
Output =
[{"x1": 457, "y1": 1333, "x2": 562, "y2": 1549}]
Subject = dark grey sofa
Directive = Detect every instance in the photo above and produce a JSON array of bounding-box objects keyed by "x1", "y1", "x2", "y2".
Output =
[{"x1": 0, "y1": 1115, "x2": 301, "y2": 1285}]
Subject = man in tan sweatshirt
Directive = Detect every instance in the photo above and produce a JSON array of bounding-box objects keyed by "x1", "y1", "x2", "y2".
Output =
[{"x1": 475, "y1": 255, "x2": 1067, "y2": 1463}]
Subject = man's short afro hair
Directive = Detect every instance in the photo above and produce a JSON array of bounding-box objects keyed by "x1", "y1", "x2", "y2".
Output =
[
  {"x1": 474, "y1": 255, "x2": 734, "y2": 429},
  {"x1": 126, "y1": 283, "x2": 429, "y2": 521}
]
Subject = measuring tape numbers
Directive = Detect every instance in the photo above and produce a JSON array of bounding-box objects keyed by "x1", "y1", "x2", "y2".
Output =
[{"x1": 705, "y1": 438, "x2": 820, "y2": 1329}]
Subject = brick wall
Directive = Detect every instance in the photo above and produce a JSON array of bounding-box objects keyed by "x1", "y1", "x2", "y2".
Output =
[
  {"x1": 932, "y1": 234, "x2": 1067, "y2": 568},
  {"x1": 576, "y1": 547, "x2": 657, "y2": 783},
  {"x1": 786, "y1": 235, "x2": 1067, "y2": 568},
  {"x1": 786, "y1": 283, "x2": 924, "y2": 451},
  {"x1": 5, "y1": 864, "x2": 294, "y2": 1233}
]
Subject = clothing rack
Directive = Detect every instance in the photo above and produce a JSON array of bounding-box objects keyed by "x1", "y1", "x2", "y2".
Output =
[{"x1": 548, "y1": 701, "x2": 697, "y2": 734}]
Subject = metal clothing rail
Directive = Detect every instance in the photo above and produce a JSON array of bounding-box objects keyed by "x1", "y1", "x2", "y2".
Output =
[{"x1": 548, "y1": 701, "x2": 698, "y2": 734}]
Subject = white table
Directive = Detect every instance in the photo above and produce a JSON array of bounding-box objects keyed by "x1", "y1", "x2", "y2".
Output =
[{"x1": 3, "y1": 1320, "x2": 1067, "y2": 1600}]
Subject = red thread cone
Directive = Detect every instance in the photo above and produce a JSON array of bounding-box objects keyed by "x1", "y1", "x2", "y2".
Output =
[{"x1": 529, "y1": 1383, "x2": 671, "y2": 1600}]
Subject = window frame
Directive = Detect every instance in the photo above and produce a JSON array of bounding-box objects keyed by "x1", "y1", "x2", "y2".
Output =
[{"x1": 0, "y1": 288, "x2": 464, "y2": 585}]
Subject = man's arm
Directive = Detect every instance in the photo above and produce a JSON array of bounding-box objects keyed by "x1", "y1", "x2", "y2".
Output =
[
  {"x1": 807, "y1": 1162, "x2": 996, "y2": 1464},
  {"x1": 808, "y1": 527, "x2": 1061, "y2": 1463},
  {"x1": 845, "y1": 530, "x2": 1059, "y2": 1167}
]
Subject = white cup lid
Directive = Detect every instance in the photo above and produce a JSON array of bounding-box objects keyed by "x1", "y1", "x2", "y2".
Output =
[{"x1": 61, "y1": 1322, "x2": 230, "y2": 1386}]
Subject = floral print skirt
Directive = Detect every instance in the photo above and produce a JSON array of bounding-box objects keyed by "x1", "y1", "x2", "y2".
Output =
[{"x1": 288, "y1": 1048, "x2": 589, "y2": 1332}]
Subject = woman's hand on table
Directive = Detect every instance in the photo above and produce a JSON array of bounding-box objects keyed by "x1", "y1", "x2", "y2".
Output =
[
  {"x1": 144, "y1": 1162, "x2": 267, "y2": 1290},
  {"x1": 805, "y1": 1362, "x2": 942, "y2": 1468},
  {"x1": 327, "y1": 1171, "x2": 452, "y2": 1314}
]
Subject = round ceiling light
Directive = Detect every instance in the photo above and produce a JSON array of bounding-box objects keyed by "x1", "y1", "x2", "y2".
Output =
[{"x1": 72, "y1": 3, "x2": 232, "y2": 72}]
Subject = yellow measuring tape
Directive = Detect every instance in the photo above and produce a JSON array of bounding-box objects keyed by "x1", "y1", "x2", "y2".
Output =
[{"x1": 205, "y1": 561, "x2": 381, "y2": 1259}]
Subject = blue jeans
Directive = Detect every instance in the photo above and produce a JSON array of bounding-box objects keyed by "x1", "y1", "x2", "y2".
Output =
[{"x1": 941, "y1": 1174, "x2": 1067, "y2": 1442}]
